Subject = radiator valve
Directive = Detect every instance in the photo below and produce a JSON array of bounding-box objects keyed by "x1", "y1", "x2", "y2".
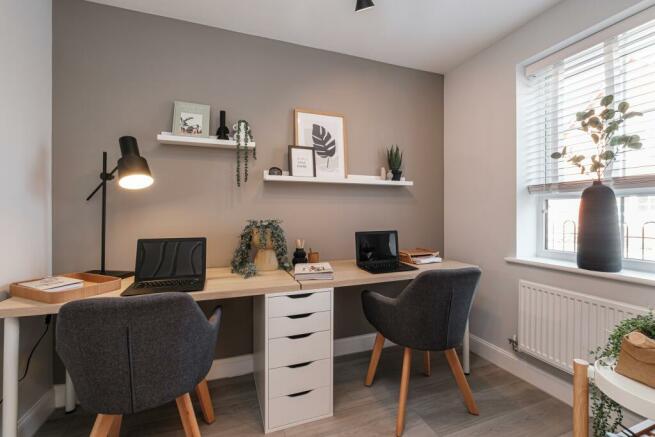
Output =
[{"x1": 508, "y1": 334, "x2": 519, "y2": 352}]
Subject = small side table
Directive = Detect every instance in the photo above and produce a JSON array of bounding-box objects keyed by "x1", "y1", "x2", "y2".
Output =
[{"x1": 573, "y1": 358, "x2": 655, "y2": 436}]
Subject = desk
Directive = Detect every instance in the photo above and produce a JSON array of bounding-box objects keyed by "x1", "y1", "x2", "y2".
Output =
[{"x1": 0, "y1": 260, "x2": 474, "y2": 436}]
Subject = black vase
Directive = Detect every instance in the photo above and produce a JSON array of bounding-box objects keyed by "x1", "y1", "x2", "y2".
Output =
[
  {"x1": 577, "y1": 180, "x2": 622, "y2": 272},
  {"x1": 216, "y1": 110, "x2": 229, "y2": 140},
  {"x1": 292, "y1": 248, "x2": 307, "y2": 265},
  {"x1": 391, "y1": 170, "x2": 402, "y2": 181}
]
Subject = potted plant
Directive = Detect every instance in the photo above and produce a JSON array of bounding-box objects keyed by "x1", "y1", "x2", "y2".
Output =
[
  {"x1": 231, "y1": 219, "x2": 291, "y2": 278},
  {"x1": 387, "y1": 144, "x2": 403, "y2": 181},
  {"x1": 550, "y1": 95, "x2": 642, "y2": 272}
]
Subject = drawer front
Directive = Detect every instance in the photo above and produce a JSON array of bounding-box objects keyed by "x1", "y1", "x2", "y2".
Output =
[
  {"x1": 268, "y1": 311, "x2": 331, "y2": 339},
  {"x1": 268, "y1": 291, "x2": 331, "y2": 318},
  {"x1": 269, "y1": 330, "x2": 331, "y2": 368},
  {"x1": 268, "y1": 386, "x2": 331, "y2": 430},
  {"x1": 269, "y1": 358, "x2": 331, "y2": 398}
]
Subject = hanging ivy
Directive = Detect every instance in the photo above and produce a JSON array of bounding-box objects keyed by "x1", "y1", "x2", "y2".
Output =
[
  {"x1": 231, "y1": 219, "x2": 291, "y2": 278},
  {"x1": 234, "y1": 120, "x2": 255, "y2": 187}
]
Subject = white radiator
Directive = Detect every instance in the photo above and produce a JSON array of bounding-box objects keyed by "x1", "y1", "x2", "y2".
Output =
[{"x1": 518, "y1": 280, "x2": 648, "y2": 373}]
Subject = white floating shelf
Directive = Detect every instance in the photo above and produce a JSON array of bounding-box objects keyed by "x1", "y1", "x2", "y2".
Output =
[
  {"x1": 157, "y1": 133, "x2": 255, "y2": 149},
  {"x1": 263, "y1": 170, "x2": 413, "y2": 186}
]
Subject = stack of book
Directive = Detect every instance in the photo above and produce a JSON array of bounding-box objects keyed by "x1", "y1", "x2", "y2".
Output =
[
  {"x1": 293, "y1": 262, "x2": 334, "y2": 280},
  {"x1": 18, "y1": 276, "x2": 84, "y2": 292}
]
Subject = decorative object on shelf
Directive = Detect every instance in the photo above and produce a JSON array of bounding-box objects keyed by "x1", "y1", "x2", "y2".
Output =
[
  {"x1": 172, "y1": 101, "x2": 210, "y2": 138},
  {"x1": 308, "y1": 249, "x2": 320, "y2": 263},
  {"x1": 268, "y1": 166, "x2": 283, "y2": 176},
  {"x1": 85, "y1": 136, "x2": 154, "y2": 278},
  {"x1": 387, "y1": 144, "x2": 403, "y2": 181},
  {"x1": 233, "y1": 120, "x2": 255, "y2": 187},
  {"x1": 231, "y1": 219, "x2": 291, "y2": 278},
  {"x1": 615, "y1": 331, "x2": 655, "y2": 388},
  {"x1": 550, "y1": 95, "x2": 643, "y2": 272},
  {"x1": 386, "y1": 170, "x2": 393, "y2": 180},
  {"x1": 590, "y1": 312, "x2": 655, "y2": 436},
  {"x1": 216, "y1": 110, "x2": 230, "y2": 140},
  {"x1": 380, "y1": 167, "x2": 386, "y2": 179},
  {"x1": 295, "y1": 108, "x2": 347, "y2": 179},
  {"x1": 288, "y1": 145, "x2": 316, "y2": 177},
  {"x1": 292, "y1": 239, "x2": 308, "y2": 266}
]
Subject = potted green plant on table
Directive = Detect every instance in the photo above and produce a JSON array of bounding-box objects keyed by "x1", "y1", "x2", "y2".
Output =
[
  {"x1": 387, "y1": 144, "x2": 403, "y2": 181},
  {"x1": 231, "y1": 219, "x2": 291, "y2": 278},
  {"x1": 550, "y1": 95, "x2": 642, "y2": 272}
]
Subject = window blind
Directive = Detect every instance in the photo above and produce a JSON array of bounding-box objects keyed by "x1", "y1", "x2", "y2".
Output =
[{"x1": 524, "y1": 12, "x2": 655, "y2": 194}]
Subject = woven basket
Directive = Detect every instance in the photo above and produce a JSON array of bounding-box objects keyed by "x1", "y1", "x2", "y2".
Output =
[{"x1": 614, "y1": 331, "x2": 655, "y2": 389}]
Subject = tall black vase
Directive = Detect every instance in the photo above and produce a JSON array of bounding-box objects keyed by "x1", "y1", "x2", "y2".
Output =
[{"x1": 577, "y1": 180, "x2": 622, "y2": 272}]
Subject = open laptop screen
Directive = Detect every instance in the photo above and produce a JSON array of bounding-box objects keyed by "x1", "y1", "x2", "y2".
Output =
[
  {"x1": 356, "y1": 231, "x2": 399, "y2": 264},
  {"x1": 135, "y1": 238, "x2": 206, "y2": 281}
]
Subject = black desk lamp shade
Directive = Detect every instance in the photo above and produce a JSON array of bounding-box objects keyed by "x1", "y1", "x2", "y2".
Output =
[{"x1": 86, "y1": 136, "x2": 153, "y2": 278}]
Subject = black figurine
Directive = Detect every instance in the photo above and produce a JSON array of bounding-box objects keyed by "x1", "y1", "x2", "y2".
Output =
[{"x1": 216, "y1": 110, "x2": 229, "y2": 140}]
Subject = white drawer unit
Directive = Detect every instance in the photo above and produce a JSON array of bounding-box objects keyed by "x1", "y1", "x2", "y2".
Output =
[{"x1": 254, "y1": 288, "x2": 334, "y2": 433}]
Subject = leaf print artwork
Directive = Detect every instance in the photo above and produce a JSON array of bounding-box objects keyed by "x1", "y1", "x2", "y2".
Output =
[{"x1": 312, "y1": 124, "x2": 336, "y2": 168}]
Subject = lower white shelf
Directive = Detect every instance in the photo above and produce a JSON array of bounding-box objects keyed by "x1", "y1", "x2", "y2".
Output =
[
  {"x1": 157, "y1": 133, "x2": 255, "y2": 149},
  {"x1": 263, "y1": 170, "x2": 413, "y2": 186}
]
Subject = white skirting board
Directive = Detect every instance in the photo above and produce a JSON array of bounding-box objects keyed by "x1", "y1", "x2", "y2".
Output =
[{"x1": 17, "y1": 389, "x2": 54, "y2": 437}]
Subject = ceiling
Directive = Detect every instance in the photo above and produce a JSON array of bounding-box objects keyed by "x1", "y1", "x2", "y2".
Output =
[{"x1": 87, "y1": 0, "x2": 562, "y2": 73}]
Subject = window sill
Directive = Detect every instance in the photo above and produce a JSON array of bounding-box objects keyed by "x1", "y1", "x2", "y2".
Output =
[{"x1": 505, "y1": 256, "x2": 655, "y2": 287}]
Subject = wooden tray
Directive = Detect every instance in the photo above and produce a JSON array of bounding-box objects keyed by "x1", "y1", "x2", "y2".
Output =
[{"x1": 10, "y1": 273, "x2": 121, "y2": 304}]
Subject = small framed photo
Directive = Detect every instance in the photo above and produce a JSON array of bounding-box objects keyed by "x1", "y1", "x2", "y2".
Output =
[
  {"x1": 295, "y1": 109, "x2": 347, "y2": 179},
  {"x1": 288, "y1": 145, "x2": 316, "y2": 177},
  {"x1": 172, "y1": 101, "x2": 210, "y2": 137}
]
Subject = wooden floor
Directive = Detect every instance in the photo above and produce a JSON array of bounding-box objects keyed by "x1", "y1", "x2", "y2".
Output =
[{"x1": 36, "y1": 347, "x2": 575, "y2": 437}]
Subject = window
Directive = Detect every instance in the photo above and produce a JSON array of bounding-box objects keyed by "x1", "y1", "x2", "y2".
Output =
[{"x1": 523, "y1": 10, "x2": 655, "y2": 271}]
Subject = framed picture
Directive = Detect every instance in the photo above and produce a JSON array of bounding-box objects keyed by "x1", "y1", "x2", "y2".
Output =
[
  {"x1": 288, "y1": 145, "x2": 316, "y2": 177},
  {"x1": 294, "y1": 109, "x2": 347, "y2": 179},
  {"x1": 172, "y1": 101, "x2": 210, "y2": 137}
]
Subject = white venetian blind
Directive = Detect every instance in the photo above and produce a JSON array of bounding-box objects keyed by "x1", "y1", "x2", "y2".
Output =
[{"x1": 524, "y1": 11, "x2": 655, "y2": 193}]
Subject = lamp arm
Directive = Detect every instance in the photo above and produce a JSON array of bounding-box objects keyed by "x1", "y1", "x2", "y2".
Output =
[{"x1": 85, "y1": 166, "x2": 118, "y2": 201}]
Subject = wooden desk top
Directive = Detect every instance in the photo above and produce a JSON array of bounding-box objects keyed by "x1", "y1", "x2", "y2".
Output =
[
  {"x1": 0, "y1": 259, "x2": 477, "y2": 318},
  {"x1": 296, "y1": 259, "x2": 477, "y2": 289}
]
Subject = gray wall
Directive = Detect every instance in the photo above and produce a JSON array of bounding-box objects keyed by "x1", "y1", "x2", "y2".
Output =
[
  {"x1": 0, "y1": 0, "x2": 53, "y2": 429},
  {"x1": 53, "y1": 0, "x2": 444, "y2": 359}
]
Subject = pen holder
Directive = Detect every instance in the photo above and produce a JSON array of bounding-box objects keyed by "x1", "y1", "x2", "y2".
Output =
[{"x1": 308, "y1": 250, "x2": 320, "y2": 263}]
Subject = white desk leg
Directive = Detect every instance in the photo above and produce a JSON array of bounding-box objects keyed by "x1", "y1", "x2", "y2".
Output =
[
  {"x1": 65, "y1": 371, "x2": 77, "y2": 413},
  {"x1": 463, "y1": 320, "x2": 470, "y2": 375},
  {"x1": 3, "y1": 317, "x2": 20, "y2": 437}
]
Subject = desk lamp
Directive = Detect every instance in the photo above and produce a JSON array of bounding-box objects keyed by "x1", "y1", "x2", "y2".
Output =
[{"x1": 86, "y1": 136, "x2": 153, "y2": 278}]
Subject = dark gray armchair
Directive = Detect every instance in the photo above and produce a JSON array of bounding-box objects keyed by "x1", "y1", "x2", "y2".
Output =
[
  {"x1": 56, "y1": 292, "x2": 222, "y2": 437},
  {"x1": 361, "y1": 267, "x2": 481, "y2": 437}
]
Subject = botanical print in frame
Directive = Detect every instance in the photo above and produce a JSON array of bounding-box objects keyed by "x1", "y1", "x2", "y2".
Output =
[
  {"x1": 294, "y1": 109, "x2": 347, "y2": 179},
  {"x1": 172, "y1": 101, "x2": 211, "y2": 137},
  {"x1": 288, "y1": 145, "x2": 316, "y2": 177}
]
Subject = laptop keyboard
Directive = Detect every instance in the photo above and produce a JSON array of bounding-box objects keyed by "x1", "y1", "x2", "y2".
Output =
[{"x1": 135, "y1": 278, "x2": 201, "y2": 289}]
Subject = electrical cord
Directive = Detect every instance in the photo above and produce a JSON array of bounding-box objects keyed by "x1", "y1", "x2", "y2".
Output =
[{"x1": 0, "y1": 315, "x2": 52, "y2": 405}]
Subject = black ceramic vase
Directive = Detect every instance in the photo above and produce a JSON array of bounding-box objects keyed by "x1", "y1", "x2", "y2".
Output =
[
  {"x1": 391, "y1": 170, "x2": 402, "y2": 181},
  {"x1": 216, "y1": 110, "x2": 229, "y2": 140},
  {"x1": 576, "y1": 180, "x2": 622, "y2": 272}
]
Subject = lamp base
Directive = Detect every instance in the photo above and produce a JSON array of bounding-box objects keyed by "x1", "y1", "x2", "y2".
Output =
[{"x1": 86, "y1": 269, "x2": 134, "y2": 279}]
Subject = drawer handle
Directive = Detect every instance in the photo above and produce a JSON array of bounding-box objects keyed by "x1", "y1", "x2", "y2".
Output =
[
  {"x1": 287, "y1": 293, "x2": 312, "y2": 299},
  {"x1": 287, "y1": 333, "x2": 312, "y2": 340},
  {"x1": 287, "y1": 313, "x2": 312, "y2": 319},
  {"x1": 288, "y1": 390, "x2": 312, "y2": 398},
  {"x1": 288, "y1": 361, "x2": 313, "y2": 369}
]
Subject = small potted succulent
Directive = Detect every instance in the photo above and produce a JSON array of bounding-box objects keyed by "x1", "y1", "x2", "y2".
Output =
[{"x1": 387, "y1": 145, "x2": 403, "y2": 181}]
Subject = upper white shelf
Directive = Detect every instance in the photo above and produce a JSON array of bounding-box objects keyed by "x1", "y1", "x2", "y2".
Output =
[
  {"x1": 157, "y1": 133, "x2": 255, "y2": 149},
  {"x1": 263, "y1": 170, "x2": 413, "y2": 186}
]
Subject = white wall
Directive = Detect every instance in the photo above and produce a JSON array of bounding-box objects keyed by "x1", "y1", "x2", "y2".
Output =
[
  {"x1": 445, "y1": 0, "x2": 655, "y2": 401},
  {"x1": 0, "y1": 0, "x2": 53, "y2": 432}
]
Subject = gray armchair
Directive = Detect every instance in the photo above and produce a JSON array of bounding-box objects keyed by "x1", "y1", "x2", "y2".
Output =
[
  {"x1": 56, "y1": 292, "x2": 222, "y2": 437},
  {"x1": 361, "y1": 267, "x2": 481, "y2": 436}
]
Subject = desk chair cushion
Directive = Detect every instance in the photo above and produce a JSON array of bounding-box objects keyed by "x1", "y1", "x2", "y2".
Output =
[
  {"x1": 56, "y1": 293, "x2": 221, "y2": 415},
  {"x1": 362, "y1": 267, "x2": 481, "y2": 351}
]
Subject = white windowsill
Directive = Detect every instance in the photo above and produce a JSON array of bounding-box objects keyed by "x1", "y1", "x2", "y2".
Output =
[{"x1": 505, "y1": 256, "x2": 655, "y2": 287}]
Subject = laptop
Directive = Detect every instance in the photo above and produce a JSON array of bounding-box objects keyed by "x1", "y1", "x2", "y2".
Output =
[
  {"x1": 355, "y1": 231, "x2": 418, "y2": 274},
  {"x1": 121, "y1": 237, "x2": 207, "y2": 296}
]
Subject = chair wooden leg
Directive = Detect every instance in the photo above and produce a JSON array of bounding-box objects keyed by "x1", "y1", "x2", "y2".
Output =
[
  {"x1": 108, "y1": 415, "x2": 122, "y2": 437},
  {"x1": 365, "y1": 332, "x2": 385, "y2": 386},
  {"x1": 444, "y1": 349, "x2": 479, "y2": 415},
  {"x1": 396, "y1": 347, "x2": 412, "y2": 437},
  {"x1": 573, "y1": 359, "x2": 589, "y2": 437},
  {"x1": 423, "y1": 351, "x2": 431, "y2": 377},
  {"x1": 176, "y1": 393, "x2": 201, "y2": 437},
  {"x1": 90, "y1": 414, "x2": 120, "y2": 437},
  {"x1": 195, "y1": 378, "x2": 215, "y2": 424}
]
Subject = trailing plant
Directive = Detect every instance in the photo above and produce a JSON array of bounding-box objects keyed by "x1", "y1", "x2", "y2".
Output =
[
  {"x1": 550, "y1": 94, "x2": 642, "y2": 181},
  {"x1": 234, "y1": 120, "x2": 256, "y2": 187},
  {"x1": 231, "y1": 219, "x2": 291, "y2": 278},
  {"x1": 590, "y1": 312, "x2": 655, "y2": 437},
  {"x1": 387, "y1": 144, "x2": 403, "y2": 171}
]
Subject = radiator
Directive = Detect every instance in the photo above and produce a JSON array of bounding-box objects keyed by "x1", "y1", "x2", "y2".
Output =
[{"x1": 518, "y1": 280, "x2": 648, "y2": 373}]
